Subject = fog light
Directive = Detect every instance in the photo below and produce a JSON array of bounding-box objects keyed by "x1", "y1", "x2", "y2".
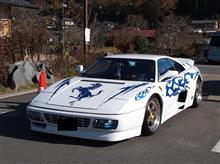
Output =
[
  {"x1": 27, "y1": 111, "x2": 44, "y2": 122},
  {"x1": 93, "y1": 119, "x2": 118, "y2": 129}
]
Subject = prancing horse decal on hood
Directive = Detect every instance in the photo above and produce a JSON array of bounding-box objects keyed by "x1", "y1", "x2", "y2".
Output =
[{"x1": 69, "y1": 83, "x2": 103, "y2": 105}]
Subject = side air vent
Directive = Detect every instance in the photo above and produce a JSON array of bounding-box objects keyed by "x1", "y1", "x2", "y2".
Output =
[{"x1": 178, "y1": 90, "x2": 187, "y2": 102}]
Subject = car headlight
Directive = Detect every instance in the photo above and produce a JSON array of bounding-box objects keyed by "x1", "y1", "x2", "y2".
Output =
[
  {"x1": 93, "y1": 119, "x2": 118, "y2": 129},
  {"x1": 27, "y1": 111, "x2": 44, "y2": 122}
]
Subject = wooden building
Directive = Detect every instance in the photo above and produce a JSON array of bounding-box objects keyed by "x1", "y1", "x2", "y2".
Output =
[{"x1": 0, "y1": 0, "x2": 38, "y2": 38}]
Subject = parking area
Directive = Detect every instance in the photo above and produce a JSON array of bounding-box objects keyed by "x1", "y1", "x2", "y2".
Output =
[{"x1": 0, "y1": 92, "x2": 219, "y2": 164}]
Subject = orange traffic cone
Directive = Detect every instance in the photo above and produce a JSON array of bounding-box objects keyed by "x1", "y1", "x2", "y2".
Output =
[{"x1": 38, "y1": 70, "x2": 47, "y2": 93}]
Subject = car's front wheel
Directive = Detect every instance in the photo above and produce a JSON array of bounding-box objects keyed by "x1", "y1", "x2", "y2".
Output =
[{"x1": 141, "y1": 96, "x2": 161, "y2": 136}]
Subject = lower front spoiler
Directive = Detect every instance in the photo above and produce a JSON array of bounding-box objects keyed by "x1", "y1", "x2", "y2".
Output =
[{"x1": 30, "y1": 122, "x2": 141, "y2": 142}]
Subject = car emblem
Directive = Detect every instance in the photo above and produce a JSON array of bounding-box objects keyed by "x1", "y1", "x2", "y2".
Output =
[{"x1": 69, "y1": 83, "x2": 103, "y2": 104}]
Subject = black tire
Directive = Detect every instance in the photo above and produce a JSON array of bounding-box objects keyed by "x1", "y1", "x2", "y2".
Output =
[
  {"x1": 141, "y1": 96, "x2": 161, "y2": 136},
  {"x1": 192, "y1": 79, "x2": 202, "y2": 108}
]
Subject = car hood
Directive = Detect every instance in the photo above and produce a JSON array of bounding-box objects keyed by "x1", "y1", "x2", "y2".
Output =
[{"x1": 33, "y1": 77, "x2": 154, "y2": 110}]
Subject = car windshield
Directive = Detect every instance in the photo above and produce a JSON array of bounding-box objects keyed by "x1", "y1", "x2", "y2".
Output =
[{"x1": 82, "y1": 58, "x2": 155, "y2": 82}]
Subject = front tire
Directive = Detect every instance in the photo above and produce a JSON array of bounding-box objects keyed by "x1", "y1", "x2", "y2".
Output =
[
  {"x1": 192, "y1": 79, "x2": 202, "y2": 108},
  {"x1": 141, "y1": 96, "x2": 161, "y2": 136}
]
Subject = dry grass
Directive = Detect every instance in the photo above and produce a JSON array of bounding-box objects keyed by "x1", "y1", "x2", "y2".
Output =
[
  {"x1": 91, "y1": 47, "x2": 120, "y2": 54},
  {"x1": 0, "y1": 83, "x2": 37, "y2": 96}
]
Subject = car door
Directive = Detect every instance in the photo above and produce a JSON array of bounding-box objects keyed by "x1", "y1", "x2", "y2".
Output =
[
  {"x1": 157, "y1": 58, "x2": 186, "y2": 118},
  {"x1": 167, "y1": 58, "x2": 195, "y2": 109}
]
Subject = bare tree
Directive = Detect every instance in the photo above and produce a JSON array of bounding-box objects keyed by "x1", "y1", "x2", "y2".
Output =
[
  {"x1": 10, "y1": 7, "x2": 50, "y2": 60},
  {"x1": 156, "y1": 14, "x2": 198, "y2": 56},
  {"x1": 126, "y1": 15, "x2": 148, "y2": 29}
]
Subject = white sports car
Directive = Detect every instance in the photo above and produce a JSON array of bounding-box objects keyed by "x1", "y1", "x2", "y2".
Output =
[{"x1": 27, "y1": 54, "x2": 203, "y2": 141}]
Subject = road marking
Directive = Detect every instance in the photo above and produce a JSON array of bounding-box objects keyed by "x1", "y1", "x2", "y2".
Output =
[
  {"x1": 0, "y1": 89, "x2": 37, "y2": 100},
  {"x1": 197, "y1": 64, "x2": 220, "y2": 68},
  {"x1": 211, "y1": 140, "x2": 220, "y2": 153},
  {"x1": 0, "y1": 111, "x2": 11, "y2": 115}
]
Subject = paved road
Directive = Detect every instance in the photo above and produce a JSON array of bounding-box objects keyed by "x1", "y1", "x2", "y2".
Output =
[
  {"x1": 197, "y1": 64, "x2": 220, "y2": 75},
  {"x1": 196, "y1": 65, "x2": 220, "y2": 100},
  {"x1": 0, "y1": 93, "x2": 219, "y2": 164}
]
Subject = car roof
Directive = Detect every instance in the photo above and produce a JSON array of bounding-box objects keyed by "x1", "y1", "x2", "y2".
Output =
[
  {"x1": 208, "y1": 32, "x2": 220, "y2": 37},
  {"x1": 105, "y1": 54, "x2": 169, "y2": 61}
]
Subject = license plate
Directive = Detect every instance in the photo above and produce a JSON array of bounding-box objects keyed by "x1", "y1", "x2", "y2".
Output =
[{"x1": 57, "y1": 117, "x2": 77, "y2": 131}]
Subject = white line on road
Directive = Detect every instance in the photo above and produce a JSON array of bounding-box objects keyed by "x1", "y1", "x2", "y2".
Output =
[
  {"x1": 197, "y1": 64, "x2": 220, "y2": 68},
  {"x1": 0, "y1": 89, "x2": 37, "y2": 100},
  {"x1": 0, "y1": 111, "x2": 11, "y2": 115},
  {"x1": 211, "y1": 140, "x2": 220, "y2": 153}
]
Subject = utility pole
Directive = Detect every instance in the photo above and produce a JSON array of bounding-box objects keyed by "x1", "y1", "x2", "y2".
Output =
[
  {"x1": 62, "y1": 3, "x2": 67, "y2": 55},
  {"x1": 83, "y1": 0, "x2": 88, "y2": 62}
]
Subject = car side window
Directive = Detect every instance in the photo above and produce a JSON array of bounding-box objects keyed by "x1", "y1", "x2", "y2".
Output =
[
  {"x1": 158, "y1": 59, "x2": 175, "y2": 76},
  {"x1": 168, "y1": 59, "x2": 185, "y2": 73}
]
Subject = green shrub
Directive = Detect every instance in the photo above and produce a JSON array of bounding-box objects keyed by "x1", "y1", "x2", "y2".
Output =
[
  {"x1": 50, "y1": 53, "x2": 78, "y2": 80},
  {"x1": 133, "y1": 35, "x2": 150, "y2": 53}
]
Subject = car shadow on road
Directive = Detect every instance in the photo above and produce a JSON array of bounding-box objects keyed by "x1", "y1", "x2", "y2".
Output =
[
  {"x1": 203, "y1": 80, "x2": 220, "y2": 96},
  {"x1": 0, "y1": 100, "x2": 121, "y2": 147}
]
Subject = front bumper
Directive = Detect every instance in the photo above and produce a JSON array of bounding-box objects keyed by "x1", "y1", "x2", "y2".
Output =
[{"x1": 27, "y1": 105, "x2": 145, "y2": 142}]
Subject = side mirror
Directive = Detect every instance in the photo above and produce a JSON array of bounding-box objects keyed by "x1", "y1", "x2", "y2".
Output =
[
  {"x1": 76, "y1": 65, "x2": 84, "y2": 74},
  {"x1": 159, "y1": 70, "x2": 179, "y2": 82}
]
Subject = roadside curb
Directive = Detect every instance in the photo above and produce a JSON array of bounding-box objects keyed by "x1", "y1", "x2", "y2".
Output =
[
  {"x1": 203, "y1": 96, "x2": 220, "y2": 102},
  {"x1": 0, "y1": 89, "x2": 37, "y2": 100}
]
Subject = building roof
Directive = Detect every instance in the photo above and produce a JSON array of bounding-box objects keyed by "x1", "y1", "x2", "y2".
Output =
[
  {"x1": 108, "y1": 28, "x2": 156, "y2": 39},
  {"x1": 0, "y1": 0, "x2": 38, "y2": 9},
  {"x1": 141, "y1": 30, "x2": 156, "y2": 38}
]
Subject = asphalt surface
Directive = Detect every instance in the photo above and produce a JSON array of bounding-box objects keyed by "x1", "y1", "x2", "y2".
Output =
[
  {"x1": 197, "y1": 64, "x2": 220, "y2": 101},
  {"x1": 197, "y1": 64, "x2": 220, "y2": 76},
  {"x1": 0, "y1": 92, "x2": 219, "y2": 164}
]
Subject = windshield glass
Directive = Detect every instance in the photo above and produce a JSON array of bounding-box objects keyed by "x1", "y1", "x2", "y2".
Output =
[{"x1": 82, "y1": 58, "x2": 155, "y2": 82}]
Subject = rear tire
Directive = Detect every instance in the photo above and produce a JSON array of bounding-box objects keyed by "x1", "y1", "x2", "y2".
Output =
[
  {"x1": 141, "y1": 96, "x2": 161, "y2": 136},
  {"x1": 192, "y1": 79, "x2": 202, "y2": 108}
]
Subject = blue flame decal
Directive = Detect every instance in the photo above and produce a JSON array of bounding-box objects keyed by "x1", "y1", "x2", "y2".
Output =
[
  {"x1": 69, "y1": 83, "x2": 103, "y2": 104},
  {"x1": 166, "y1": 72, "x2": 199, "y2": 97},
  {"x1": 135, "y1": 86, "x2": 153, "y2": 101},
  {"x1": 102, "y1": 83, "x2": 148, "y2": 105},
  {"x1": 50, "y1": 77, "x2": 72, "y2": 100}
]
